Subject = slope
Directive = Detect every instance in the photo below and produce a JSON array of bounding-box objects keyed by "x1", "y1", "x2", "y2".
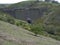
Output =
[
  {"x1": 37, "y1": 4, "x2": 60, "y2": 40},
  {"x1": 0, "y1": 20, "x2": 60, "y2": 45},
  {"x1": 8, "y1": 1, "x2": 38, "y2": 8}
]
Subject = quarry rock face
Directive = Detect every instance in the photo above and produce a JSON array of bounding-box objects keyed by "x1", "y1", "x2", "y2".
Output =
[{"x1": 2, "y1": 7, "x2": 47, "y2": 21}]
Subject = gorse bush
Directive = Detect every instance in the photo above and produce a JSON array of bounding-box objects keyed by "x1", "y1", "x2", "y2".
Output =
[
  {"x1": 15, "y1": 19, "x2": 31, "y2": 30},
  {"x1": 30, "y1": 24, "x2": 45, "y2": 36}
]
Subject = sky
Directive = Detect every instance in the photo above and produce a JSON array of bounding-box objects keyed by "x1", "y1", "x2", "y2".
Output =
[
  {"x1": 0, "y1": 0, "x2": 27, "y2": 4},
  {"x1": 0, "y1": 0, "x2": 60, "y2": 4}
]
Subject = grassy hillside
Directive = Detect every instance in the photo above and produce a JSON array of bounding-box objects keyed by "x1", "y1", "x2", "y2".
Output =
[
  {"x1": 0, "y1": 11, "x2": 30, "y2": 30},
  {"x1": 0, "y1": 1, "x2": 60, "y2": 43},
  {"x1": 0, "y1": 4, "x2": 10, "y2": 8},
  {"x1": 8, "y1": 1, "x2": 38, "y2": 8},
  {"x1": 8, "y1": 1, "x2": 59, "y2": 8},
  {"x1": 0, "y1": 20, "x2": 60, "y2": 45},
  {"x1": 0, "y1": 7, "x2": 60, "y2": 45},
  {"x1": 36, "y1": 3, "x2": 60, "y2": 40}
]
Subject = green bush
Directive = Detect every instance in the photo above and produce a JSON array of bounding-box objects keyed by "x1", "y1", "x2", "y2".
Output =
[
  {"x1": 30, "y1": 24, "x2": 44, "y2": 36},
  {"x1": 0, "y1": 13, "x2": 15, "y2": 24}
]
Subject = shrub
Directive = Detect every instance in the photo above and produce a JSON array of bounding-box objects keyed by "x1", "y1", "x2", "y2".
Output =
[
  {"x1": 30, "y1": 24, "x2": 44, "y2": 36},
  {"x1": 0, "y1": 13, "x2": 15, "y2": 24}
]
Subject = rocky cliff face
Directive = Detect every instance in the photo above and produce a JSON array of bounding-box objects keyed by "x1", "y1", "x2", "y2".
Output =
[{"x1": 1, "y1": 7, "x2": 48, "y2": 22}]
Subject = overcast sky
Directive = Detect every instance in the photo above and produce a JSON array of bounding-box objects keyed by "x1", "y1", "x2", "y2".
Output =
[{"x1": 0, "y1": 0, "x2": 60, "y2": 4}]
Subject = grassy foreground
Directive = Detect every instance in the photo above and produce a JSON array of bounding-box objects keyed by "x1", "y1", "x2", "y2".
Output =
[{"x1": 0, "y1": 20, "x2": 60, "y2": 45}]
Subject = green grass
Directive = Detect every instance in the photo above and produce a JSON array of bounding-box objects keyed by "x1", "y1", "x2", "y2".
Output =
[
  {"x1": 0, "y1": 20, "x2": 60, "y2": 45},
  {"x1": 3, "y1": 41, "x2": 19, "y2": 45}
]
